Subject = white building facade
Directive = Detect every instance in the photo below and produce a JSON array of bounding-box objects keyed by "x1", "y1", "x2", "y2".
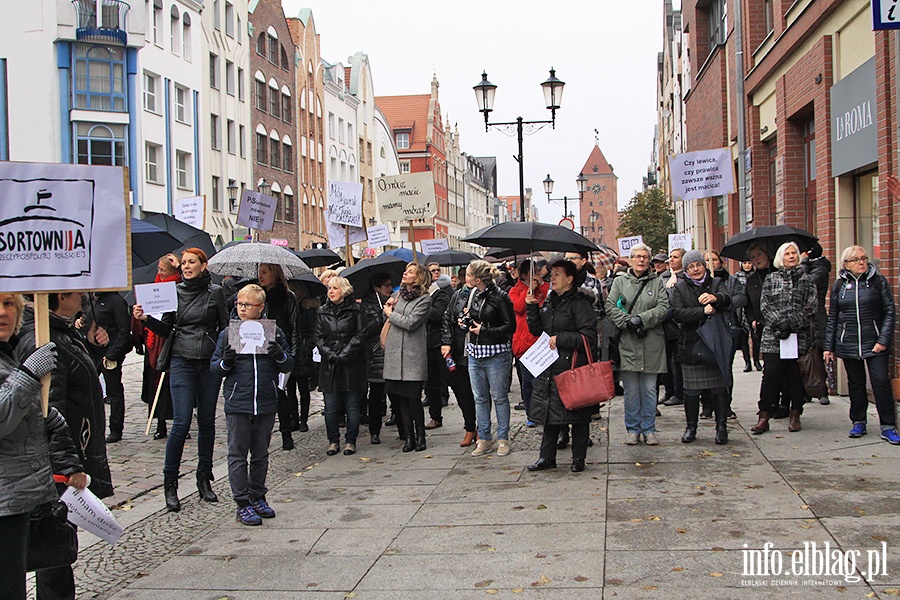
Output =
[{"x1": 322, "y1": 60, "x2": 359, "y2": 195}]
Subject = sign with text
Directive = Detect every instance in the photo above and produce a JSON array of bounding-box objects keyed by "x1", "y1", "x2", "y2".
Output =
[
  {"x1": 872, "y1": 0, "x2": 900, "y2": 29},
  {"x1": 324, "y1": 209, "x2": 367, "y2": 250},
  {"x1": 668, "y1": 148, "x2": 735, "y2": 202},
  {"x1": 173, "y1": 195, "x2": 205, "y2": 229},
  {"x1": 134, "y1": 281, "x2": 178, "y2": 315},
  {"x1": 61, "y1": 485, "x2": 123, "y2": 545},
  {"x1": 327, "y1": 181, "x2": 363, "y2": 228},
  {"x1": 420, "y1": 238, "x2": 449, "y2": 255},
  {"x1": 366, "y1": 223, "x2": 391, "y2": 248},
  {"x1": 0, "y1": 161, "x2": 128, "y2": 292},
  {"x1": 376, "y1": 172, "x2": 437, "y2": 222},
  {"x1": 618, "y1": 236, "x2": 643, "y2": 258},
  {"x1": 668, "y1": 233, "x2": 693, "y2": 254},
  {"x1": 228, "y1": 319, "x2": 276, "y2": 354},
  {"x1": 831, "y1": 58, "x2": 877, "y2": 176},
  {"x1": 236, "y1": 190, "x2": 276, "y2": 232}
]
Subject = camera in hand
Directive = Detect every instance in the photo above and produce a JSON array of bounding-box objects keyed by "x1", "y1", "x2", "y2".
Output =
[{"x1": 458, "y1": 312, "x2": 476, "y2": 330}]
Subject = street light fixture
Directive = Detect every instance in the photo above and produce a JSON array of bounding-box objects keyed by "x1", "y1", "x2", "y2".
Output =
[
  {"x1": 543, "y1": 172, "x2": 581, "y2": 222},
  {"x1": 474, "y1": 68, "x2": 565, "y2": 222},
  {"x1": 227, "y1": 181, "x2": 238, "y2": 211},
  {"x1": 257, "y1": 178, "x2": 271, "y2": 196}
]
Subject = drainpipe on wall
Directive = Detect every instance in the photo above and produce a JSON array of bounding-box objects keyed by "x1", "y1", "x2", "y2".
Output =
[{"x1": 733, "y1": 0, "x2": 749, "y2": 232}]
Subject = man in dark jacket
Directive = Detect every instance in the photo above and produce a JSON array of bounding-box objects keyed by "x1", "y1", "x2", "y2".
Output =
[
  {"x1": 82, "y1": 291, "x2": 131, "y2": 443},
  {"x1": 359, "y1": 274, "x2": 392, "y2": 444},
  {"x1": 800, "y1": 242, "x2": 833, "y2": 404},
  {"x1": 424, "y1": 264, "x2": 452, "y2": 429}
]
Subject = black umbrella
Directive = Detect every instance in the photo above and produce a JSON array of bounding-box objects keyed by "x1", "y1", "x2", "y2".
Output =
[
  {"x1": 131, "y1": 218, "x2": 181, "y2": 269},
  {"x1": 483, "y1": 247, "x2": 543, "y2": 264},
  {"x1": 462, "y1": 222, "x2": 600, "y2": 254},
  {"x1": 424, "y1": 250, "x2": 481, "y2": 266},
  {"x1": 340, "y1": 254, "x2": 408, "y2": 295},
  {"x1": 720, "y1": 225, "x2": 818, "y2": 261},
  {"x1": 295, "y1": 247, "x2": 342, "y2": 268},
  {"x1": 696, "y1": 314, "x2": 734, "y2": 389},
  {"x1": 141, "y1": 211, "x2": 217, "y2": 261},
  {"x1": 289, "y1": 272, "x2": 327, "y2": 297}
]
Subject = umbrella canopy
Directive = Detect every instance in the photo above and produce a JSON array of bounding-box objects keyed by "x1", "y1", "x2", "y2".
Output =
[
  {"x1": 592, "y1": 245, "x2": 620, "y2": 272},
  {"x1": 720, "y1": 225, "x2": 818, "y2": 261},
  {"x1": 340, "y1": 254, "x2": 408, "y2": 295},
  {"x1": 295, "y1": 247, "x2": 342, "y2": 269},
  {"x1": 289, "y1": 272, "x2": 327, "y2": 298},
  {"x1": 131, "y1": 218, "x2": 182, "y2": 269},
  {"x1": 696, "y1": 314, "x2": 734, "y2": 389},
  {"x1": 424, "y1": 250, "x2": 481, "y2": 266},
  {"x1": 141, "y1": 211, "x2": 217, "y2": 261},
  {"x1": 462, "y1": 222, "x2": 600, "y2": 254},
  {"x1": 207, "y1": 242, "x2": 311, "y2": 279},
  {"x1": 383, "y1": 247, "x2": 427, "y2": 263}
]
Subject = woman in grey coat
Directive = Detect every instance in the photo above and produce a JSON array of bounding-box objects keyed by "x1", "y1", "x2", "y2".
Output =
[{"x1": 383, "y1": 263, "x2": 432, "y2": 452}]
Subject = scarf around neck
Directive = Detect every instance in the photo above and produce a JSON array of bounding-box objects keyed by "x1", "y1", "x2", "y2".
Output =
[{"x1": 399, "y1": 286, "x2": 422, "y2": 302}]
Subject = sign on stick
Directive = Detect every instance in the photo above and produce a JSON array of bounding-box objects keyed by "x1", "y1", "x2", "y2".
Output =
[
  {"x1": 668, "y1": 148, "x2": 735, "y2": 202},
  {"x1": 236, "y1": 191, "x2": 276, "y2": 232},
  {"x1": 618, "y1": 236, "x2": 644, "y2": 258},
  {"x1": 327, "y1": 181, "x2": 363, "y2": 228},
  {"x1": 668, "y1": 233, "x2": 693, "y2": 254},
  {"x1": 376, "y1": 172, "x2": 437, "y2": 222},
  {"x1": 173, "y1": 195, "x2": 205, "y2": 229}
]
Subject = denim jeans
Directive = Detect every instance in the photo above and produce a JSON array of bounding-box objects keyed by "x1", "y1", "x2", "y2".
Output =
[
  {"x1": 621, "y1": 371, "x2": 658, "y2": 434},
  {"x1": 323, "y1": 391, "x2": 362, "y2": 444},
  {"x1": 164, "y1": 357, "x2": 222, "y2": 477},
  {"x1": 468, "y1": 351, "x2": 512, "y2": 442},
  {"x1": 844, "y1": 353, "x2": 896, "y2": 427}
]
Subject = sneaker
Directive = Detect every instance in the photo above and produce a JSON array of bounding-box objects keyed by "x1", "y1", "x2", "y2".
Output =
[
  {"x1": 624, "y1": 432, "x2": 640, "y2": 445},
  {"x1": 819, "y1": 396, "x2": 830, "y2": 405},
  {"x1": 471, "y1": 440, "x2": 497, "y2": 456},
  {"x1": 848, "y1": 423, "x2": 867, "y2": 438},
  {"x1": 880, "y1": 429, "x2": 900, "y2": 445},
  {"x1": 250, "y1": 498, "x2": 276, "y2": 519},
  {"x1": 644, "y1": 432, "x2": 659, "y2": 446},
  {"x1": 496, "y1": 440, "x2": 510, "y2": 456},
  {"x1": 236, "y1": 505, "x2": 262, "y2": 526},
  {"x1": 525, "y1": 420, "x2": 537, "y2": 428}
]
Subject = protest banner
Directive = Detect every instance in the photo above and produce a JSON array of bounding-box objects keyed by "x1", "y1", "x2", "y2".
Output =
[
  {"x1": 366, "y1": 223, "x2": 391, "y2": 248},
  {"x1": 376, "y1": 172, "x2": 437, "y2": 222},
  {"x1": 324, "y1": 209, "x2": 367, "y2": 251},
  {"x1": 618, "y1": 235, "x2": 644, "y2": 257},
  {"x1": 668, "y1": 148, "x2": 735, "y2": 202},
  {"x1": 237, "y1": 190, "x2": 276, "y2": 233},
  {"x1": 228, "y1": 319, "x2": 277, "y2": 354},
  {"x1": 173, "y1": 195, "x2": 205, "y2": 229},
  {"x1": 420, "y1": 238, "x2": 450, "y2": 255},
  {"x1": 327, "y1": 181, "x2": 363, "y2": 228},
  {"x1": 134, "y1": 281, "x2": 178, "y2": 315},
  {"x1": 668, "y1": 233, "x2": 693, "y2": 253}
]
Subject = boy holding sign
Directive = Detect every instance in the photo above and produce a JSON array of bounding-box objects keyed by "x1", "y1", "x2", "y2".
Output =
[{"x1": 210, "y1": 285, "x2": 294, "y2": 526}]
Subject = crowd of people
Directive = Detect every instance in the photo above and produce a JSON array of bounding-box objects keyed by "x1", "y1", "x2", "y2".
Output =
[{"x1": 3, "y1": 233, "x2": 898, "y2": 596}]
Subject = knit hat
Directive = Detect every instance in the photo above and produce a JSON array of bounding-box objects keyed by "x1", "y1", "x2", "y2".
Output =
[{"x1": 682, "y1": 250, "x2": 705, "y2": 269}]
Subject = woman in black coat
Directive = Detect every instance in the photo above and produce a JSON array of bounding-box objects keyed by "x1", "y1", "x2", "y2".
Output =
[
  {"x1": 316, "y1": 276, "x2": 366, "y2": 456},
  {"x1": 525, "y1": 260, "x2": 598, "y2": 473},
  {"x1": 359, "y1": 273, "x2": 393, "y2": 445},
  {"x1": 824, "y1": 246, "x2": 898, "y2": 444}
]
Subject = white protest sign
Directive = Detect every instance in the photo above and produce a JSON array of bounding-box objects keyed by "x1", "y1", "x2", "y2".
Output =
[
  {"x1": 668, "y1": 233, "x2": 693, "y2": 254},
  {"x1": 312, "y1": 347, "x2": 321, "y2": 363},
  {"x1": 236, "y1": 190, "x2": 277, "y2": 232},
  {"x1": 618, "y1": 236, "x2": 644, "y2": 258},
  {"x1": 366, "y1": 223, "x2": 391, "y2": 248},
  {"x1": 0, "y1": 161, "x2": 128, "y2": 292},
  {"x1": 173, "y1": 195, "x2": 205, "y2": 229},
  {"x1": 324, "y1": 209, "x2": 367, "y2": 249},
  {"x1": 420, "y1": 238, "x2": 450, "y2": 255},
  {"x1": 228, "y1": 319, "x2": 276, "y2": 354},
  {"x1": 327, "y1": 181, "x2": 363, "y2": 228},
  {"x1": 60, "y1": 485, "x2": 124, "y2": 545},
  {"x1": 520, "y1": 332, "x2": 559, "y2": 378},
  {"x1": 376, "y1": 172, "x2": 437, "y2": 222},
  {"x1": 134, "y1": 281, "x2": 178, "y2": 314},
  {"x1": 668, "y1": 148, "x2": 735, "y2": 201}
]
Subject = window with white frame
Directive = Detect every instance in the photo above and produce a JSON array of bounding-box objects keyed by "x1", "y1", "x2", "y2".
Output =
[
  {"x1": 225, "y1": 60, "x2": 234, "y2": 95},
  {"x1": 145, "y1": 142, "x2": 161, "y2": 183},
  {"x1": 399, "y1": 160, "x2": 410, "y2": 174},
  {"x1": 270, "y1": 136, "x2": 281, "y2": 170},
  {"x1": 143, "y1": 72, "x2": 159, "y2": 113},
  {"x1": 348, "y1": 125, "x2": 354, "y2": 147},
  {"x1": 707, "y1": 0, "x2": 726, "y2": 51},
  {"x1": 227, "y1": 119, "x2": 235, "y2": 154},
  {"x1": 283, "y1": 140, "x2": 292, "y2": 172},
  {"x1": 73, "y1": 45, "x2": 126, "y2": 112},
  {"x1": 328, "y1": 113, "x2": 335, "y2": 139},
  {"x1": 170, "y1": 6, "x2": 180, "y2": 54},
  {"x1": 176, "y1": 151, "x2": 191, "y2": 189},
  {"x1": 255, "y1": 79, "x2": 266, "y2": 110},
  {"x1": 396, "y1": 132, "x2": 409, "y2": 149},
  {"x1": 338, "y1": 118, "x2": 345, "y2": 144},
  {"x1": 281, "y1": 93, "x2": 291, "y2": 123},
  {"x1": 75, "y1": 123, "x2": 126, "y2": 166},
  {"x1": 152, "y1": 0, "x2": 163, "y2": 45},
  {"x1": 174, "y1": 85, "x2": 189, "y2": 123}
]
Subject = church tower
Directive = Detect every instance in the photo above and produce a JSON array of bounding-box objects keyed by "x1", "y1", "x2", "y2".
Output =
[{"x1": 578, "y1": 137, "x2": 618, "y2": 249}]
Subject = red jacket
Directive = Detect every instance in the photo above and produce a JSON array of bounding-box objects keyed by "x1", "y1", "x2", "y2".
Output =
[{"x1": 509, "y1": 279, "x2": 549, "y2": 358}]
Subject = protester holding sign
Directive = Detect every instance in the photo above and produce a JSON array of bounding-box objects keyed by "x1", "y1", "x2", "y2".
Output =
[{"x1": 133, "y1": 248, "x2": 229, "y2": 512}]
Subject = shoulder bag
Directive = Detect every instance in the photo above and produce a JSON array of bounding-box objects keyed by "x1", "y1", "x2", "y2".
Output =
[
  {"x1": 798, "y1": 317, "x2": 827, "y2": 397},
  {"x1": 554, "y1": 334, "x2": 615, "y2": 410},
  {"x1": 26, "y1": 500, "x2": 78, "y2": 571},
  {"x1": 154, "y1": 290, "x2": 210, "y2": 371}
]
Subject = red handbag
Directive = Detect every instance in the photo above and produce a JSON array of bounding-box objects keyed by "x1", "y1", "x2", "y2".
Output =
[{"x1": 553, "y1": 334, "x2": 615, "y2": 410}]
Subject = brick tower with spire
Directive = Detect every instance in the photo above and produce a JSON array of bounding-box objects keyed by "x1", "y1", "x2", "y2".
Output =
[{"x1": 578, "y1": 135, "x2": 618, "y2": 249}]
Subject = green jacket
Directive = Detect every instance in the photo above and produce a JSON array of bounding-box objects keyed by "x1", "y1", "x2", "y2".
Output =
[{"x1": 605, "y1": 269, "x2": 669, "y2": 374}]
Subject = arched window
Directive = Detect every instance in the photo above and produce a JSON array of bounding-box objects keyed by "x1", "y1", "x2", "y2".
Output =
[
  {"x1": 282, "y1": 135, "x2": 292, "y2": 173},
  {"x1": 280, "y1": 45, "x2": 289, "y2": 71},
  {"x1": 254, "y1": 71, "x2": 266, "y2": 110},
  {"x1": 73, "y1": 45, "x2": 126, "y2": 111},
  {"x1": 283, "y1": 186, "x2": 295, "y2": 223},
  {"x1": 281, "y1": 85, "x2": 291, "y2": 124},
  {"x1": 170, "y1": 6, "x2": 180, "y2": 54},
  {"x1": 256, "y1": 32, "x2": 266, "y2": 56},
  {"x1": 75, "y1": 123, "x2": 126, "y2": 166},
  {"x1": 268, "y1": 79, "x2": 279, "y2": 118},
  {"x1": 181, "y1": 12, "x2": 191, "y2": 60},
  {"x1": 270, "y1": 129, "x2": 281, "y2": 170}
]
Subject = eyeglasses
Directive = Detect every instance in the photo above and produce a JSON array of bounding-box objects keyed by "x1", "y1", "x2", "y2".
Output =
[
  {"x1": 429, "y1": 269, "x2": 441, "y2": 274},
  {"x1": 845, "y1": 256, "x2": 868, "y2": 264},
  {"x1": 631, "y1": 255, "x2": 650, "y2": 261},
  {"x1": 236, "y1": 302, "x2": 263, "y2": 309}
]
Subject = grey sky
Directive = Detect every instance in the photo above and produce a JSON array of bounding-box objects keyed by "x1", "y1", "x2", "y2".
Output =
[{"x1": 282, "y1": 0, "x2": 663, "y2": 226}]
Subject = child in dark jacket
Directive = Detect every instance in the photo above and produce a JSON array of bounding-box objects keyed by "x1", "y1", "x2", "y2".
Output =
[{"x1": 211, "y1": 284, "x2": 294, "y2": 526}]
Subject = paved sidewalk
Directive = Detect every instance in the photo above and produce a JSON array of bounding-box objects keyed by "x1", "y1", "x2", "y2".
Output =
[{"x1": 66, "y1": 365, "x2": 900, "y2": 598}]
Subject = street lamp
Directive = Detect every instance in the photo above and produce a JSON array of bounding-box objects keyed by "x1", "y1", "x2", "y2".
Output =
[
  {"x1": 227, "y1": 181, "x2": 238, "y2": 211},
  {"x1": 474, "y1": 68, "x2": 565, "y2": 222},
  {"x1": 257, "y1": 178, "x2": 271, "y2": 196},
  {"x1": 543, "y1": 173, "x2": 582, "y2": 222}
]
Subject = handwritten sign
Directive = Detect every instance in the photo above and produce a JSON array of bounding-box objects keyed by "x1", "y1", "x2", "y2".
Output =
[
  {"x1": 173, "y1": 195, "x2": 205, "y2": 229},
  {"x1": 668, "y1": 233, "x2": 693, "y2": 253},
  {"x1": 134, "y1": 281, "x2": 178, "y2": 314},
  {"x1": 668, "y1": 148, "x2": 735, "y2": 202},
  {"x1": 236, "y1": 190, "x2": 276, "y2": 232},
  {"x1": 228, "y1": 319, "x2": 276, "y2": 354},
  {"x1": 324, "y1": 209, "x2": 367, "y2": 250},
  {"x1": 376, "y1": 172, "x2": 437, "y2": 222},
  {"x1": 61, "y1": 485, "x2": 124, "y2": 546},
  {"x1": 366, "y1": 223, "x2": 391, "y2": 248},
  {"x1": 520, "y1": 332, "x2": 560, "y2": 378},
  {"x1": 327, "y1": 181, "x2": 363, "y2": 228},
  {"x1": 420, "y1": 238, "x2": 450, "y2": 255},
  {"x1": 0, "y1": 161, "x2": 128, "y2": 292},
  {"x1": 618, "y1": 236, "x2": 644, "y2": 258}
]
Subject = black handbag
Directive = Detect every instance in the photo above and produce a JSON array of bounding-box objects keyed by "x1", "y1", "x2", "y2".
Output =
[
  {"x1": 798, "y1": 319, "x2": 827, "y2": 397},
  {"x1": 26, "y1": 500, "x2": 78, "y2": 571}
]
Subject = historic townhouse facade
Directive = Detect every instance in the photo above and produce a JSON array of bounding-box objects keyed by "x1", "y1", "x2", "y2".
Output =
[
  {"x1": 323, "y1": 59, "x2": 360, "y2": 237},
  {"x1": 445, "y1": 124, "x2": 467, "y2": 250}
]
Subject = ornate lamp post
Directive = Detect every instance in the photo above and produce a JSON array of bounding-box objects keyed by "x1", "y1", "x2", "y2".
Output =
[{"x1": 474, "y1": 69, "x2": 565, "y2": 222}]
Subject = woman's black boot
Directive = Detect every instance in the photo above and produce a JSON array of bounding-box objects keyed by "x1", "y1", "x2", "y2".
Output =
[
  {"x1": 415, "y1": 423, "x2": 427, "y2": 452},
  {"x1": 164, "y1": 474, "x2": 181, "y2": 512},
  {"x1": 714, "y1": 392, "x2": 730, "y2": 444},
  {"x1": 681, "y1": 395, "x2": 700, "y2": 443},
  {"x1": 401, "y1": 406, "x2": 415, "y2": 452},
  {"x1": 197, "y1": 470, "x2": 218, "y2": 502}
]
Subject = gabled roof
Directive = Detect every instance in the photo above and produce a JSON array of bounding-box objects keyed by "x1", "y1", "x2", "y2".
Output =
[
  {"x1": 376, "y1": 94, "x2": 431, "y2": 151},
  {"x1": 581, "y1": 144, "x2": 616, "y2": 177}
]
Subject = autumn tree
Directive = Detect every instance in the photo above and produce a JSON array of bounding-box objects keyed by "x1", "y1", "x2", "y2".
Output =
[{"x1": 617, "y1": 187, "x2": 675, "y2": 255}]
